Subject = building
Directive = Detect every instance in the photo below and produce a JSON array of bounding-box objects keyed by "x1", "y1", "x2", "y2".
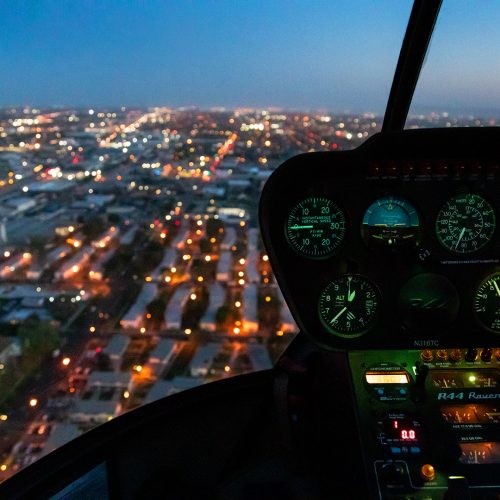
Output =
[
  {"x1": 215, "y1": 251, "x2": 232, "y2": 283},
  {"x1": 26, "y1": 245, "x2": 69, "y2": 281},
  {"x1": 40, "y1": 424, "x2": 80, "y2": 458},
  {"x1": 120, "y1": 225, "x2": 138, "y2": 246},
  {"x1": 3, "y1": 196, "x2": 36, "y2": 216},
  {"x1": 92, "y1": 226, "x2": 119, "y2": 249},
  {"x1": 220, "y1": 227, "x2": 237, "y2": 251},
  {"x1": 70, "y1": 371, "x2": 132, "y2": 425},
  {"x1": 189, "y1": 343, "x2": 220, "y2": 377},
  {"x1": 163, "y1": 284, "x2": 190, "y2": 331},
  {"x1": 0, "y1": 252, "x2": 32, "y2": 279},
  {"x1": 242, "y1": 283, "x2": 259, "y2": 334},
  {"x1": 171, "y1": 220, "x2": 189, "y2": 248},
  {"x1": 199, "y1": 283, "x2": 226, "y2": 332},
  {"x1": 245, "y1": 247, "x2": 260, "y2": 284},
  {"x1": 54, "y1": 246, "x2": 93, "y2": 281},
  {"x1": 145, "y1": 339, "x2": 178, "y2": 377},
  {"x1": 144, "y1": 376, "x2": 202, "y2": 404},
  {"x1": 88, "y1": 247, "x2": 116, "y2": 281},
  {"x1": 247, "y1": 344, "x2": 273, "y2": 371},
  {"x1": 151, "y1": 248, "x2": 176, "y2": 282},
  {"x1": 120, "y1": 283, "x2": 158, "y2": 329},
  {"x1": 102, "y1": 335, "x2": 129, "y2": 371},
  {"x1": 217, "y1": 207, "x2": 248, "y2": 223}
]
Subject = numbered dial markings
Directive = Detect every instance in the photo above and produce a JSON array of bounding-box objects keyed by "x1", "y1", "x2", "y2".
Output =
[
  {"x1": 286, "y1": 197, "x2": 346, "y2": 258},
  {"x1": 436, "y1": 194, "x2": 495, "y2": 254},
  {"x1": 474, "y1": 273, "x2": 500, "y2": 333},
  {"x1": 318, "y1": 275, "x2": 380, "y2": 337}
]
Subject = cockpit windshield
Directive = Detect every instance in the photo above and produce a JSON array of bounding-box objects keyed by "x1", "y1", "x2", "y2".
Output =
[
  {"x1": 0, "y1": 0, "x2": 418, "y2": 482},
  {"x1": 407, "y1": 0, "x2": 500, "y2": 127}
]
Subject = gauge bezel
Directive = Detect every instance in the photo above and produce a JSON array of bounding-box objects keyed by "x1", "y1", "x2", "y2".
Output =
[
  {"x1": 317, "y1": 274, "x2": 381, "y2": 338},
  {"x1": 435, "y1": 193, "x2": 496, "y2": 255},
  {"x1": 473, "y1": 271, "x2": 500, "y2": 334},
  {"x1": 284, "y1": 196, "x2": 348, "y2": 260},
  {"x1": 361, "y1": 194, "x2": 422, "y2": 249}
]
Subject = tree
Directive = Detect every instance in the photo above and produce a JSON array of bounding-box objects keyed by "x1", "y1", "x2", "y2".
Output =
[
  {"x1": 216, "y1": 305, "x2": 230, "y2": 324},
  {"x1": 18, "y1": 317, "x2": 61, "y2": 363},
  {"x1": 81, "y1": 216, "x2": 106, "y2": 241},
  {"x1": 146, "y1": 298, "x2": 166, "y2": 323},
  {"x1": 199, "y1": 238, "x2": 212, "y2": 254},
  {"x1": 29, "y1": 236, "x2": 48, "y2": 259},
  {"x1": 108, "y1": 213, "x2": 121, "y2": 224}
]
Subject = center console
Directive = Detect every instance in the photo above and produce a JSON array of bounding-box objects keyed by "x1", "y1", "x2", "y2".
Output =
[{"x1": 349, "y1": 348, "x2": 500, "y2": 499}]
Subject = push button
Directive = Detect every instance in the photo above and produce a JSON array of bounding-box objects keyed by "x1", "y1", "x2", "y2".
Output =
[{"x1": 420, "y1": 464, "x2": 435, "y2": 481}]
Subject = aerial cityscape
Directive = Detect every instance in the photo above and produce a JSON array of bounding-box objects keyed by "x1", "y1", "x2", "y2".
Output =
[{"x1": 0, "y1": 106, "x2": 496, "y2": 481}]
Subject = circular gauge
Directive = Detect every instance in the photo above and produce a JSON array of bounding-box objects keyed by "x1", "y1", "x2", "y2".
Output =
[
  {"x1": 285, "y1": 197, "x2": 346, "y2": 259},
  {"x1": 435, "y1": 194, "x2": 496, "y2": 254},
  {"x1": 318, "y1": 275, "x2": 380, "y2": 337},
  {"x1": 474, "y1": 272, "x2": 500, "y2": 333},
  {"x1": 361, "y1": 196, "x2": 420, "y2": 248},
  {"x1": 398, "y1": 273, "x2": 460, "y2": 332}
]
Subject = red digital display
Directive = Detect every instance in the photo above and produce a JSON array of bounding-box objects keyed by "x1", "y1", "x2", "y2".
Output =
[
  {"x1": 401, "y1": 429, "x2": 416, "y2": 440},
  {"x1": 392, "y1": 420, "x2": 416, "y2": 440}
]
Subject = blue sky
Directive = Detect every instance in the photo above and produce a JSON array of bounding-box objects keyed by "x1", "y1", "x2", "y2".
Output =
[{"x1": 1, "y1": 1, "x2": 500, "y2": 114}]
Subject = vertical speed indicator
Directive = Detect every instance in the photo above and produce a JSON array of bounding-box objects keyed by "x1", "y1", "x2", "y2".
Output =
[{"x1": 285, "y1": 197, "x2": 346, "y2": 259}]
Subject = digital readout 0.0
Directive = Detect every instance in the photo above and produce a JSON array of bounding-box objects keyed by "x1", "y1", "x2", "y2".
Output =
[
  {"x1": 365, "y1": 372, "x2": 409, "y2": 384},
  {"x1": 392, "y1": 420, "x2": 417, "y2": 440}
]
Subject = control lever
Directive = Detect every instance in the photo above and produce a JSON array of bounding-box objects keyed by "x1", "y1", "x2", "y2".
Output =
[
  {"x1": 443, "y1": 476, "x2": 471, "y2": 500},
  {"x1": 410, "y1": 361, "x2": 428, "y2": 403}
]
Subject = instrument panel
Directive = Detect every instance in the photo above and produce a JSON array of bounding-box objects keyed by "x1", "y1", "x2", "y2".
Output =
[
  {"x1": 349, "y1": 348, "x2": 500, "y2": 499},
  {"x1": 259, "y1": 128, "x2": 500, "y2": 349}
]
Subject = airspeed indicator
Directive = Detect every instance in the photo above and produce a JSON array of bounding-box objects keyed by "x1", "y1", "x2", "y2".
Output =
[
  {"x1": 285, "y1": 197, "x2": 346, "y2": 259},
  {"x1": 435, "y1": 194, "x2": 495, "y2": 254}
]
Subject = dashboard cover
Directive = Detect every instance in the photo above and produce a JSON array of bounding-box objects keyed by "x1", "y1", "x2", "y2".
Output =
[{"x1": 259, "y1": 128, "x2": 500, "y2": 350}]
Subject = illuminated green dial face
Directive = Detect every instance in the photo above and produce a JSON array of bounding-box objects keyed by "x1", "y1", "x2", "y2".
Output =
[
  {"x1": 285, "y1": 197, "x2": 346, "y2": 259},
  {"x1": 474, "y1": 273, "x2": 500, "y2": 333},
  {"x1": 318, "y1": 275, "x2": 380, "y2": 337},
  {"x1": 436, "y1": 194, "x2": 496, "y2": 254}
]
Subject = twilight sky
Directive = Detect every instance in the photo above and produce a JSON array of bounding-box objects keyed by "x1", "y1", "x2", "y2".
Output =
[{"x1": 1, "y1": 1, "x2": 500, "y2": 114}]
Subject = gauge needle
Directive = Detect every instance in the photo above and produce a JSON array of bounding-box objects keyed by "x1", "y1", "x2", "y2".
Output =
[
  {"x1": 331, "y1": 306, "x2": 347, "y2": 324},
  {"x1": 455, "y1": 226, "x2": 466, "y2": 249},
  {"x1": 291, "y1": 225, "x2": 313, "y2": 230},
  {"x1": 347, "y1": 277, "x2": 356, "y2": 302},
  {"x1": 493, "y1": 281, "x2": 500, "y2": 298}
]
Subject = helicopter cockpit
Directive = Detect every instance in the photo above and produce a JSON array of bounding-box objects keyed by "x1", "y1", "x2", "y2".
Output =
[{"x1": 0, "y1": 1, "x2": 499, "y2": 499}]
